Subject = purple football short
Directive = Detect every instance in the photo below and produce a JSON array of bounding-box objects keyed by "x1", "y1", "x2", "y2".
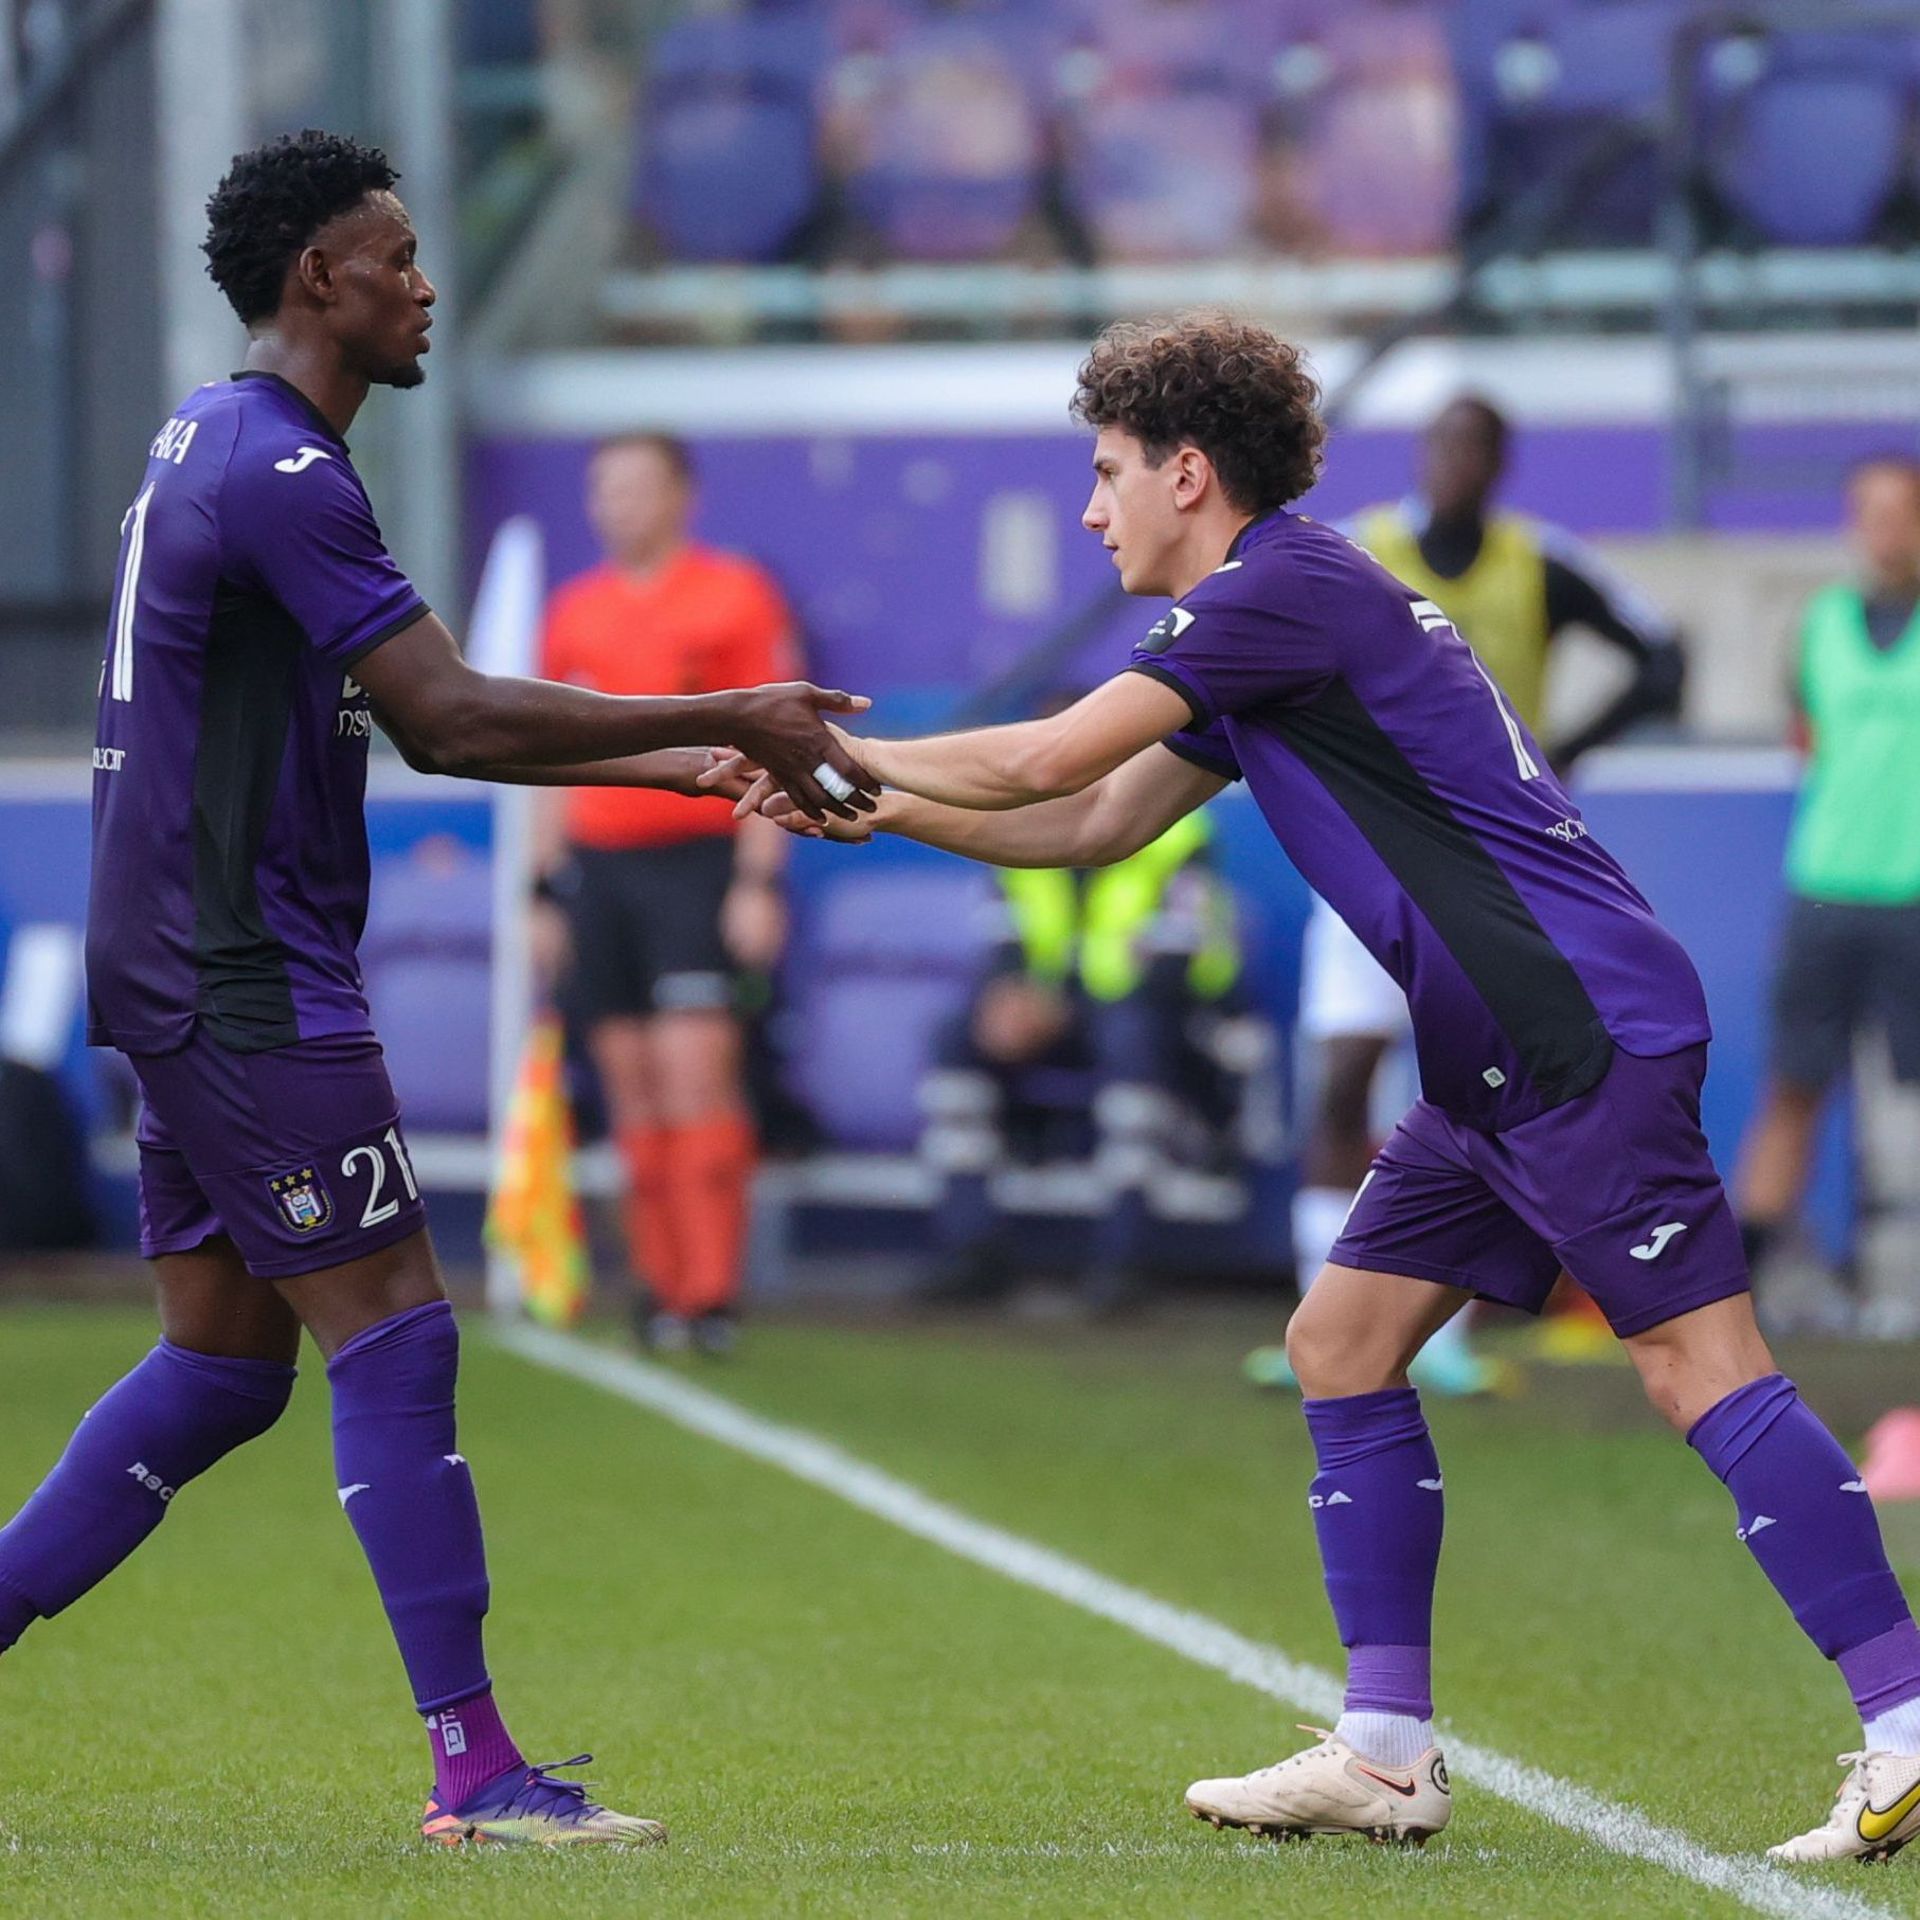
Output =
[
  {"x1": 1328, "y1": 1043, "x2": 1748, "y2": 1339},
  {"x1": 129, "y1": 1026, "x2": 426, "y2": 1279}
]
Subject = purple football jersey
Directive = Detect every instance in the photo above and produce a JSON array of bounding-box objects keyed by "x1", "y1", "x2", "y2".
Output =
[
  {"x1": 1130, "y1": 510, "x2": 1709, "y2": 1130},
  {"x1": 86, "y1": 373, "x2": 427, "y2": 1055}
]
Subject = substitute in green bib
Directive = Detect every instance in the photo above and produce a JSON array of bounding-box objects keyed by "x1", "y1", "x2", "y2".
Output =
[{"x1": 1735, "y1": 455, "x2": 1920, "y2": 1325}]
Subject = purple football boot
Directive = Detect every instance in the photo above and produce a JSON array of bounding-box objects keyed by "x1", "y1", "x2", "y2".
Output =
[{"x1": 421, "y1": 1754, "x2": 666, "y2": 1848}]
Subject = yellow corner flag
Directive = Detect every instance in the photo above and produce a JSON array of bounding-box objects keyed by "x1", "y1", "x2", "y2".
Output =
[{"x1": 485, "y1": 1015, "x2": 592, "y2": 1327}]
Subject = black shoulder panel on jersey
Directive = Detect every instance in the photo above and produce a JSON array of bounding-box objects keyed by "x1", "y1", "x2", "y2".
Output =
[
  {"x1": 1274, "y1": 678, "x2": 1613, "y2": 1111},
  {"x1": 1125, "y1": 661, "x2": 1208, "y2": 727},
  {"x1": 191, "y1": 590, "x2": 302, "y2": 1050}
]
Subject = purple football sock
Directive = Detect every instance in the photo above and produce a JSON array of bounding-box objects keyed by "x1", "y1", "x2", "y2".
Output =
[
  {"x1": 0, "y1": 1341, "x2": 294, "y2": 1652},
  {"x1": 1841, "y1": 1621, "x2": 1920, "y2": 1723},
  {"x1": 1689, "y1": 1374, "x2": 1919, "y2": 1702},
  {"x1": 427, "y1": 1688, "x2": 525, "y2": 1808},
  {"x1": 1303, "y1": 1387, "x2": 1443, "y2": 1719},
  {"x1": 326, "y1": 1300, "x2": 523, "y2": 1797}
]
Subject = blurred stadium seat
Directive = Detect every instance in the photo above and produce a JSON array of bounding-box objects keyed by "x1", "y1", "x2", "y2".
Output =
[
  {"x1": 1289, "y1": 0, "x2": 1457, "y2": 256},
  {"x1": 782, "y1": 865, "x2": 998, "y2": 1150},
  {"x1": 1452, "y1": 0, "x2": 1676, "y2": 246},
  {"x1": 632, "y1": 8, "x2": 829, "y2": 262},
  {"x1": 361, "y1": 843, "x2": 493, "y2": 1135},
  {"x1": 1704, "y1": 30, "x2": 1910, "y2": 246},
  {"x1": 827, "y1": 4, "x2": 1054, "y2": 261}
]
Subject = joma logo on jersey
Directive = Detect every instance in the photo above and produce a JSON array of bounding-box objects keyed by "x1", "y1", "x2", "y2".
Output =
[
  {"x1": 274, "y1": 446, "x2": 334, "y2": 474},
  {"x1": 267, "y1": 1167, "x2": 334, "y2": 1234},
  {"x1": 149, "y1": 416, "x2": 198, "y2": 466}
]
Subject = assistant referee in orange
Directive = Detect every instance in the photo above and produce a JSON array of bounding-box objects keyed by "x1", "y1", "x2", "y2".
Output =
[{"x1": 535, "y1": 433, "x2": 796, "y2": 1352}]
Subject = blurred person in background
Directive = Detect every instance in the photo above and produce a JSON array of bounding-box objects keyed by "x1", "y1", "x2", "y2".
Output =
[
  {"x1": 1735, "y1": 455, "x2": 1920, "y2": 1336},
  {"x1": 534, "y1": 435, "x2": 798, "y2": 1356},
  {"x1": 1250, "y1": 393, "x2": 1686, "y2": 1396},
  {"x1": 919, "y1": 799, "x2": 1243, "y2": 1312}
]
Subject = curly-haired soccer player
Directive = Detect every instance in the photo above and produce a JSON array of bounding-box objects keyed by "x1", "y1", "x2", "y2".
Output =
[
  {"x1": 0, "y1": 130, "x2": 873, "y2": 1847},
  {"x1": 722, "y1": 313, "x2": 1920, "y2": 1863}
]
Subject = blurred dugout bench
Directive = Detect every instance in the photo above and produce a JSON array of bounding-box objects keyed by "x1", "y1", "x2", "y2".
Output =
[{"x1": 0, "y1": 748, "x2": 1855, "y2": 1280}]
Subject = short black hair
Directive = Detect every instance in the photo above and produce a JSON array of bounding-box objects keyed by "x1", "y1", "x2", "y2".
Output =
[
  {"x1": 1436, "y1": 393, "x2": 1510, "y2": 455},
  {"x1": 203, "y1": 130, "x2": 400, "y2": 325}
]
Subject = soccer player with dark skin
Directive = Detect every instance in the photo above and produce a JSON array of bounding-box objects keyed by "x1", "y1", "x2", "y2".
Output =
[
  {"x1": 0, "y1": 131, "x2": 870, "y2": 1847},
  {"x1": 719, "y1": 314, "x2": 1920, "y2": 1863}
]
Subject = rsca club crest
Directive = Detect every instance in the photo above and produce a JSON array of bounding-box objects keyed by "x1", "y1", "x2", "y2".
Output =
[{"x1": 267, "y1": 1166, "x2": 334, "y2": 1234}]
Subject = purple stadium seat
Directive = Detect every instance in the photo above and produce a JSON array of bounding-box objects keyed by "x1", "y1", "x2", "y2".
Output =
[
  {"x1": 1705, "y1": 32, "x2": 1908, "y2": 246},
  {"x1": 1715, "y1": 75, "x2": 1903, "y2": 245},
  {"x1": 1063, "y1": 90, "x2": 1262, "y2": 259},
  {"x1": 1055, "y1": 0, "x2": 1276, "y2": 259},
  {"x1": 782, "y1": 866, "x2": 997, "y2": 1151},
  {"x1": 1452, "y1": 0, "x2": 1676, "y2": 245},
  {"x1": 829, "y1": 11, "x2": 1050, "y2": 260},
  {"x1": 633, "y1": 12, "x2": 828, "y2": 263},
  {"x1": 1288, "y1": 0, "x2": 1458, "y2": 255},
  {"x1": 362, "y1": 843, "x2": 493, "y2": 1135}
]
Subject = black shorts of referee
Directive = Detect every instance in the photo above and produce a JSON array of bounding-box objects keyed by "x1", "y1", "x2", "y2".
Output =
[
  {"x1": 563, "y1": 839, "x2": 738, "y2": 1023},
  {"x1": 1769, "y1": 894, "x2": 1920, "y2": 1094}
]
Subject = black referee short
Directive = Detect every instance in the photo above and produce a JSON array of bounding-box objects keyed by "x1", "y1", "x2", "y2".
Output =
[
  {"x1": 565, "y1": 838, "x2": 737, "y2": 1024},
  {"x1": 1769, "y1": 894, "x2": 1920, "y2": 1094}
]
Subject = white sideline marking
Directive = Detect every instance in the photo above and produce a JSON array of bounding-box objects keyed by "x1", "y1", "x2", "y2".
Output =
[{"x1": 496, "y1": 1324, "x2": 1892, "y2": 1920}]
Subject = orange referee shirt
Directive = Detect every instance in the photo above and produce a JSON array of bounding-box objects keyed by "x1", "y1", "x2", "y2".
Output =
[{"x1": 541, "y1": 544, "x2": 797, "y2": 850}]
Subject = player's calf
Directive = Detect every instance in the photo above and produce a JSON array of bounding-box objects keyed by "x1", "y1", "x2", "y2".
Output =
[{"x1": 0, "y1": 1341, "x2": 294, "y2": 1651}]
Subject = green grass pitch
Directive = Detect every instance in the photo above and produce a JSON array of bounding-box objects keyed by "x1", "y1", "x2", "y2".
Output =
[{"x1": 1, "y1": 1299, "x2": 1918, "y2": 1918}]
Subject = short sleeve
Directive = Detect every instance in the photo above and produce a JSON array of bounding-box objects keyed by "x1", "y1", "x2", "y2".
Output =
[
  {"x1": 1162, "y1": 716, "x2": 1242, "y2": 783},
  {"x1": 221, "y1": 447, "x2": 427, "y2": 668},
  {"x1": 1124, "y1": 560, "x2": 1332, "y2": 725}
]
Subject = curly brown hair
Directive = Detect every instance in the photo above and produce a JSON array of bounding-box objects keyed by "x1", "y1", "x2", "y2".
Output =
[{"x1": 1070, "y1": 312, "x2": 1325, "y2": 513}]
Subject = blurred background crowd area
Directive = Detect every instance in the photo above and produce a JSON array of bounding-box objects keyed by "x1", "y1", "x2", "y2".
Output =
[{"x1": 476, "y1": 0, "x2": 1917, "y2": 344}]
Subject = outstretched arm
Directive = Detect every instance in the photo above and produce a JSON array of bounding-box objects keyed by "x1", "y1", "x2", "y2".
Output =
[
  {"x1": 355, "y1": 611, "x2": 875, "y2": 819},
  {"x1": 818, "y1": 671, "x2": 1197, "y2": 812},
  {"x1": 439, "y1": 747, "x2": 716, "y2": 791},
  {"x1": 746, "y1": 744, "x2": 1227, "y2": 869}
]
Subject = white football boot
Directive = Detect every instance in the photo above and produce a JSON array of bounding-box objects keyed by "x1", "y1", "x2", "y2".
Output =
[
  {"x1": 1186, "y1": 1726, "x2": 1451, "y2": 1846},
  {"x1": 1769, "y1": 1749, "x2": 1920, "y2": 1864}
]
